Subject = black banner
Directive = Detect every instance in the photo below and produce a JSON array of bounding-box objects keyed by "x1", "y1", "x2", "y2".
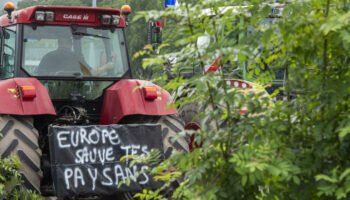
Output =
[{"x1": 48, "y1": 124, "x2": 164, "y2": 196}]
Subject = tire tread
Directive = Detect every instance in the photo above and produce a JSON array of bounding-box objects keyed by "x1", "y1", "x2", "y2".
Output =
[
  {"x1": 1, "y1": 139, "x2": 18, "y2": 158},
  {"x1": 0, "y1": 115, "x2": 42, "y2": 194},
  {"x1": 0, "y1": 120, "x2": 14, "y2": 140}
]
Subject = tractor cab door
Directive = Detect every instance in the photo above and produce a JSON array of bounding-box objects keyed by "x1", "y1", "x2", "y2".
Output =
[{"x1": 0, "y1": 26, "x2": 16, "y2": 79}]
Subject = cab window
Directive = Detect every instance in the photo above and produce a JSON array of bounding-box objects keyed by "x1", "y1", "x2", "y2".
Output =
[{"x1": 1, "y1": 26, "x2": 16, "y2": 79}]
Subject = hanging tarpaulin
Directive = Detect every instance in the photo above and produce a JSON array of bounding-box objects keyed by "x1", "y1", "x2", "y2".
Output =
[
  {"x1": 49, "y1": 124, "x2": 164, "y2": 196},
  {"x1": 165, "y1": 0, "x2": 176, "y2": 8}
]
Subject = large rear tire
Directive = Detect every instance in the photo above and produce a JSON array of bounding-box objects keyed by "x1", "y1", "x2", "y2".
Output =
[
  {"x1": 104, "y1": 115, "x2": 188, "y2": 200},
  {"x1": 0, "y1": 115, "x2": 42, "y2": 193}
]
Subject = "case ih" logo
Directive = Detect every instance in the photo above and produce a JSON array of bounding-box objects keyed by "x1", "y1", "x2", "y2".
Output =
[{"x1": 63, "y1": 14, "x2": 89, "y2": 20}]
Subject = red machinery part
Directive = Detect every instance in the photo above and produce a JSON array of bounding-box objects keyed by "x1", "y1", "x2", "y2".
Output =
[
  {"x1": 0, "y1": 78, "x2": 56, "y2": 115},
  {"x1": 100, "y1": 79, "x2": 177, "y2": 124},
  {"x1": 185, "y1": 122, "x2": 201, "y2": 152},
  {"x1": 225, "y1": 79, "x2": 253, "y2": 88},
  {"x1": 205, "y1": 56, "x2": 222, "y2": 74},
  {"x1": 155, "y1": 21, "x2": 162, "y2": 29}
]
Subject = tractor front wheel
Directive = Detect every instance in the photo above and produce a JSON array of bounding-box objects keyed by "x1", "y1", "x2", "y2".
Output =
[{"x1": 0, "y1": 115, "x2": 42, "y2": 193}]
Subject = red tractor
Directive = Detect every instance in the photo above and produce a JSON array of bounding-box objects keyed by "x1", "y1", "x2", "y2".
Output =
[{"x1": 0, "y1": 2, "x2": 188, "y2": 199}]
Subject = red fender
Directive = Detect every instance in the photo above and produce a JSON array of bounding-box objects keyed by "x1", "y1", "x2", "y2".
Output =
[
  {"x1": 0, "y1": 78, "x2": 56, "y2": 115},
  {"x1": 100, "y1": 79, "x2": 177, "y2": 124}
]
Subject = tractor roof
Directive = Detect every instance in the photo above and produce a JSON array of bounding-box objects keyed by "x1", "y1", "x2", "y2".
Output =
[{"x1": 0, "y1": 6, "x2": 125, "y2": 27}]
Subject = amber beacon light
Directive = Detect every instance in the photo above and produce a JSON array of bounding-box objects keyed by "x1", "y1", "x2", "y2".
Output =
[
  {"x1": 121, "y1": 5, "x2": 131, "y2": 15},
  {"x1": 4, "y1": 2, "x2": 15, "y2": 22},
  {"x1": 121, "y1": 5, "x2": 131, "y2": 25},
  {"x1": 4, "y1": 2, "x2": 15, "y2": 10}
]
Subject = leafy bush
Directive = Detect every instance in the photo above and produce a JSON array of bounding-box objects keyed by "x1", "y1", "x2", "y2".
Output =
[
  {"x1": 0, "y1": 155, "x2": 41, "y2": 199},
  {"x1": 132, "y1": 0, "x2": 350, "y2": 199}
]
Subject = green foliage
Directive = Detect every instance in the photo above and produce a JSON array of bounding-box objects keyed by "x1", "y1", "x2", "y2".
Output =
[
  {"x1": 0, "y1": 155, "x2": 41, "y2": 199},
  {"x1": 132, "y1": 0, "x2": 350, "y2": 199}
]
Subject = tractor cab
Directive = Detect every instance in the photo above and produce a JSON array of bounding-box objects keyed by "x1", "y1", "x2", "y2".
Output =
[{"x1": 0, "y1": 5, "x2": 131, "y2": 101}]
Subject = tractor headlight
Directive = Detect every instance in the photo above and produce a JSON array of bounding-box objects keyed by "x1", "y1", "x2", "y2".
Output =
[
  {"x1": 45, "y1": 11, "x2": 55, "y2": 21},
  {"x1": 111, "y1": 15, "x2": 120, "y2": 25},
  {"x1": 101, "y1": 15, "x2": 111, "y2": 25},
  {"x1": 35, "y1": 11, "x2": 45, "y2": 21},
  {"x1": 35, "y1": 11, "x2": 55, "y2": 21}
]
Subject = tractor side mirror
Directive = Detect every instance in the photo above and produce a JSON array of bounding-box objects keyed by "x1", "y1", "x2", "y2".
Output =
[{"x1": 148, "y1": 20, "x2": 162, "y2": 47}]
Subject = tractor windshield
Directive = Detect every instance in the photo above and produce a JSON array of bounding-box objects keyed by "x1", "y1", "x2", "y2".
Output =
[{"x1": 22, "y1": 25, "x2": 129, "y2": 78}]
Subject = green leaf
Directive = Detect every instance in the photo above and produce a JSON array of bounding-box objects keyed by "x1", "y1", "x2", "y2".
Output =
[
  {"x1": 315, "y1": 174, "x2": 338, "y2": 183},
  {"x1": 339, "y1": 125, "x2": 350, "y2": 140},
  {"x1": 293, "y1": 176, "x2": 300, "y2": 185},
  {"x1": 336, "y1": 188, "x2": 346, "y2": 199},
  {"x1": 339, "y1": 168, "x2": 350, "y2": 181},
  {"x1": 242, "y1": 175, "x2": 247, "y2": 186}
]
